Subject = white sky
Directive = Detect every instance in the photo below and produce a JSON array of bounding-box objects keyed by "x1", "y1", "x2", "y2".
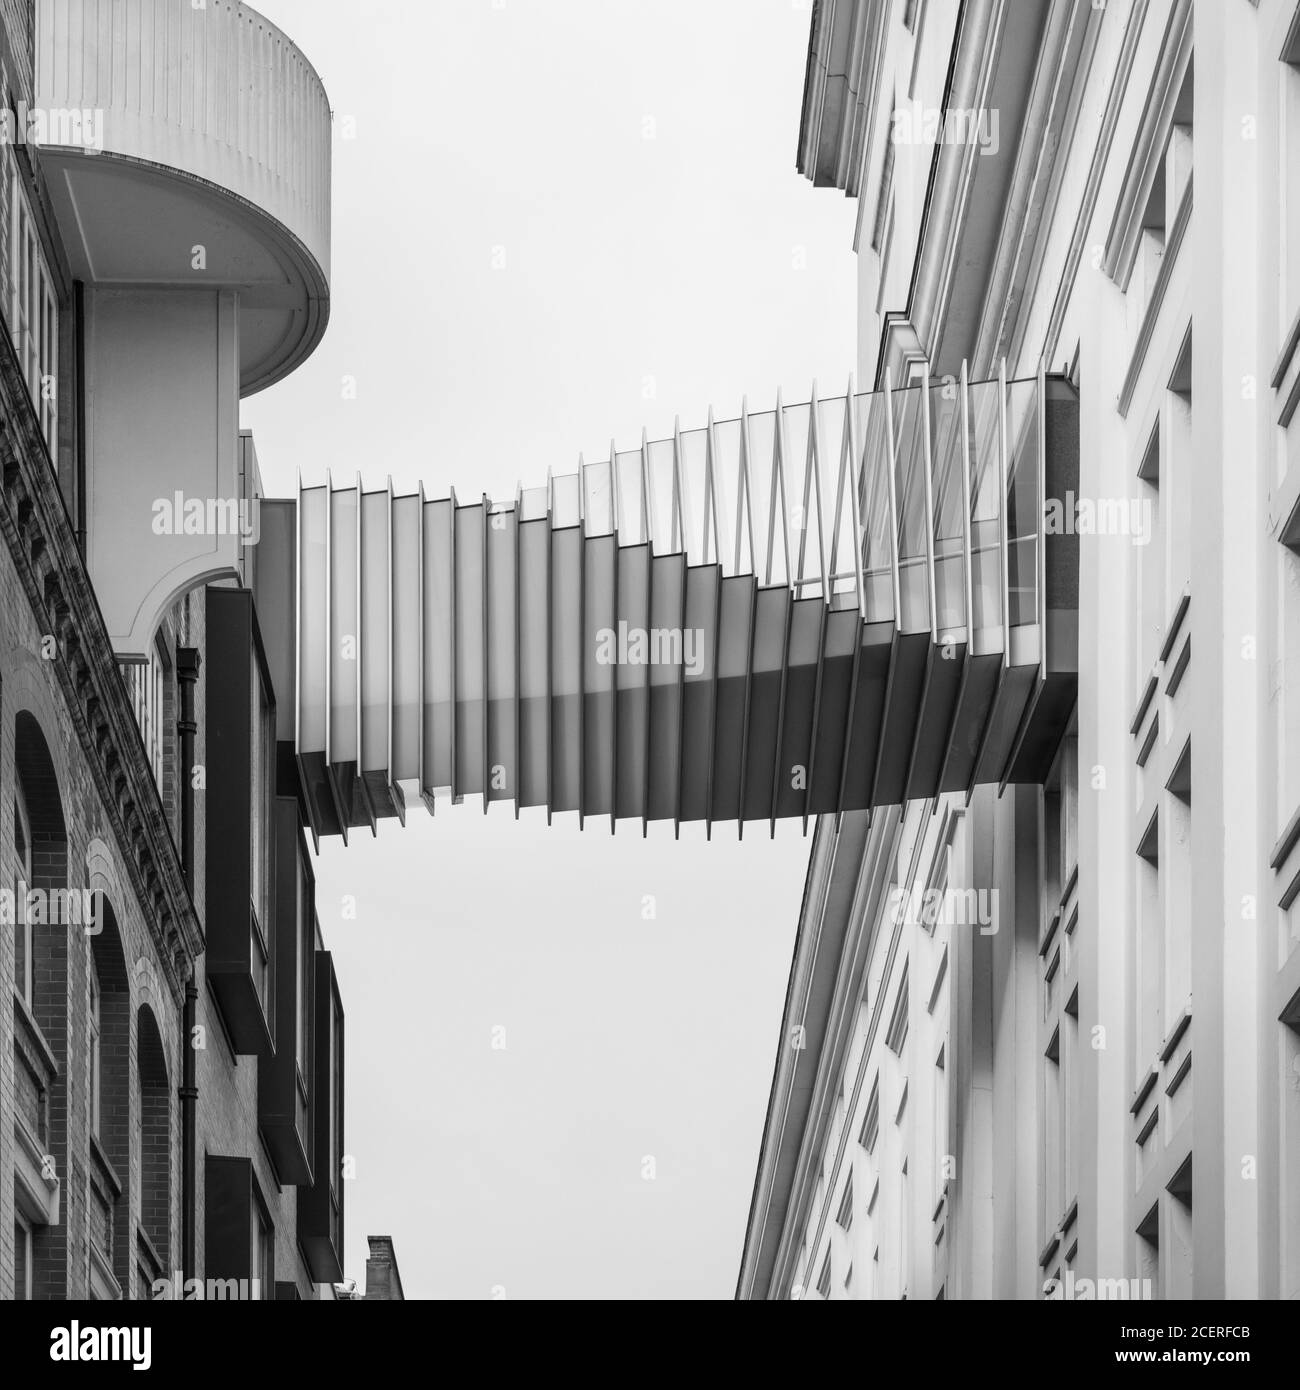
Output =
[{"x1": 242, "y1": 0, "x2": 858, "y2": 1299}]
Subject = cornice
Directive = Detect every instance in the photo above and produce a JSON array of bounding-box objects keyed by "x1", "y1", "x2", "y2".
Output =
[
  {"x1": 906, "y1": 0, "x2": 1005, "y2": 365},
  {"x1": 797, "y1": 0, "x2": 881, "y2": 194},
  {"x1": 0, "y1": 334, "x2": 202, "y2": 1004},
  {"x1": 973, "y1": 0, "x2": 1103, "y2": 373}
]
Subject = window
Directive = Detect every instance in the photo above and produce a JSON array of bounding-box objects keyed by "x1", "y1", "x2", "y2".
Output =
[
  {"x1": 886, "y1": 965, "x2": 910, "y2": 1054},
  {"x1": 13, "y1": 1214, "x2": 32, "y2": 1299},
  {"x1": 859, "y1": 1077, "x2": 881, "y2": 1153},
  {"x1": 249, "y1": 660, "x2": 274, "y2": 1021},
  {"x1": 12, "y1": 776, "x2": 32, "y2": 1006},
  {"x1": 816, "y1": 1248, "x2": 832, "y2": 1299},
  {"x1": 297, "y1": 869, "x2": 311, "y2": 1082},
  {"x1": 933, "y1": 1042, "x2": 948, "y2": 1206},
  {"x1": 903, "y1": 0, "x2": 921, "y2": 32},
  {"x1": 250, "y1": 659, "x2": 273, "y2": 952},
  {"x1": 836, "y1": 1173, "x2": 854, "y2": 1232},
  {"x1": 8, "y1": 170, "x2": 58, "y2": 453},
  {"x1": 250, "y1": 1196, "x2": 274, "y2": 1301},
  {"x1": 123, "y1": 639, "x2": 168, "y2": 791},
  {"x1": 88, "y1": 960, "x2": 101, "y2": 1138},
  {"x1": 871, "y1": 132, "x2": 895, "y2": 255}
]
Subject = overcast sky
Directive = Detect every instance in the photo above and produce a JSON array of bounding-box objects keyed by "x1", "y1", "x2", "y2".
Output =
[{"x1": 242, "y1": 0, "x2": 857, "y2": 1299}]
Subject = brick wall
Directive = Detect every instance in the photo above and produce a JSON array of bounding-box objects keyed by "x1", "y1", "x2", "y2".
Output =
[
  {"x1": 0, "y1": 532, "x2": 184, "y2": 1299},
  {"x1": 1, "y1": 531, "x2": 326, "y2": 1301}
]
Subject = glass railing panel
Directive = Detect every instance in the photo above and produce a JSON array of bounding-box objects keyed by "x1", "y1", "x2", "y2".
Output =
[
  {"x1": 745, "y1": 409, "x2": 783, "y2": 587},
  {"x1": 891, "y1": 383, "x2": 930, "y2": 632},
  {"x1": 614, "y1": 448, "x2": 645, "y2": 544},
  {"x1": 712, "y1": 416, "x2": 744, "y2": 576},
  {"x1": 818, "y1": 394, "x2": 857, "y2": 603},
  {"x1": 1005, "y1": 376, "x2": 1041, "y2": 635},
  {"x1": 781, "y1": 401, "x2": 824, "y2": 598},
  {"x1": 678, "y1": 426, "x2": 710, "y2": 567},
  {"x1": 928, "y1": 380, "x2": 967, "y2": 637},
  {"x1": 582, "y1": 457, "x2": 614, "y2": 538},
  {"x1": 967, "y1": 377, "x2": 1003, "y2": 652},
  {"x1": 552, "y1": 471, "x2": 580, "y2": 530},
  {"x1": 519, "y1": 485, "x2": 549, "y2": 522},
  {"x1": 854, "y1": 390, "x2": 895, "y2": 626},
  {"x1": 644, "y1": 437, "x2": 679, "y2": 553}
]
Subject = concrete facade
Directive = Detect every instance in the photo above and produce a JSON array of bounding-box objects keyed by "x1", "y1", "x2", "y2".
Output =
[{"x1": 741, "y1": 0, "x2": 1300, "y2": 1300}]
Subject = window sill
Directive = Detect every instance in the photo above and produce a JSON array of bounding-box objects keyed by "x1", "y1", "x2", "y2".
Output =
[
  {"x1": 12, "y1": 987, "x2": 58, "y2": 1080},
  {"x1": 90, "y1": 1133, "x2": 122, "y2": 1200}
]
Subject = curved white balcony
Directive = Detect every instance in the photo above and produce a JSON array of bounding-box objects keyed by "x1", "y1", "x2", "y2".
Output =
[{"x1": 36, "y1": 0, "x2": 331, "y2": 393}]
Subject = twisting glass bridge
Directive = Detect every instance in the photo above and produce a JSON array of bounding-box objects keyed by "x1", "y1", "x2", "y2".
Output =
[{"x1": 253, "y1": 363, "x2": 1078, "y2": 841}]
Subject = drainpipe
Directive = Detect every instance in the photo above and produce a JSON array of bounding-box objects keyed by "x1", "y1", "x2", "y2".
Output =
[{"x1": 176, "y1": 646, "x2": 202, "y2": 1283}]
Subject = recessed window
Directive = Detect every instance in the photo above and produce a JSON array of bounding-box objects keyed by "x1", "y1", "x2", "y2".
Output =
[
  {"x1": 250, "y1": 1193, "x2": 274, "y2": 1301},
  {"x1": 836, "y1": 1174, "x2": 854, "y2": 1231},
  {"x1": 88, "y1": 960, "x2": 101, "y2": 1138},
  {"x1": 886, "y1": 966, "x2": 910, "y2": 1054},
  {"x1": 13, "y1": 1214, "x2": 32, "y2": 1299},
  {"x1": 250, "y1": 658, "x2": 274, "y2": 949},
  {"x1": 859, "y1": 1077, "x2": 880, "y2": 1153},
  {"x1": 12, "y1": 778, "x2": 32, "y2": 1006},
  {"x1": 8, "y1": 168, "x2": 58, "y2": 454},
  {"x1": 816, "y1": 1248, "x2": 832, "y2": 1299},
  {"x1": 1282, "y1": 3, "x2": 1300, "y2": 65}
]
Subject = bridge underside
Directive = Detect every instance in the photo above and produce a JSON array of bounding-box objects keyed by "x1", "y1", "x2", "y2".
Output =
[{"x1": 253, "y1": 365, "x2": 1079, "y2": 840}]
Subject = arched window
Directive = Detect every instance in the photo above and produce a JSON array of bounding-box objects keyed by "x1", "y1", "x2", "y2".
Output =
[
  {"x1": 88, "y1": 900, "x2": 128, "y2": 1300},
  {"x1": 12, "y1": 712, "x2": 68, "y2": 1298},
  {"x1": 136, "y1": 1005, "x2": 171, "y2": 1295},
  {"x1": 88, "y1": 958, "x2": 101, "y2": 1137},
  {"x1": 12, "y1": 774, "x2": 32, "y2": 1004}
]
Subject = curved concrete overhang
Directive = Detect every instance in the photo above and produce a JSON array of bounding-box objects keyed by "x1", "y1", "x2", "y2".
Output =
[
  {"x1": 36, "y1": 0, "x2": 332, "y2": 393},
  {"x1": 39, "y1": 146, "x2": 330, "y2": 394}
]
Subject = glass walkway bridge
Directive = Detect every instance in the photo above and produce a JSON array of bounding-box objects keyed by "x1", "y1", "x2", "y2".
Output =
[{"x1": 253, "y1": 363, "x2": 1079, "y2": 840}]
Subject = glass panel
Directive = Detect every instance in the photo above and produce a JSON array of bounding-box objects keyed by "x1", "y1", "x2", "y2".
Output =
[
  {"x1": 891, "y1": 384, "x2": 930, "y2": 632},
  {"x1": 614, "y1": 448, "x2": 645, "y2": 543},
  {"x1": 855, "y1": 390, "x2": 895, "y2": 625},
  {"x1": 967, "y1": 378, "x2": 1003, "y2": 649},
  {"x1": 1005, "y1": 377, "x2": 1041, "y2": 631},
  {"x1": 551, "y1": 472, "x2": 580, "y2": 530},
  {"x1": 582, "y1": 457, "x2": 613, "y2": 538},
  {"x1": 745, "y1": 409, "x2": 783, "y2": 587},
  {"x1": 711, "y1": 416, "x2": 743, "y2": 575},
  {"x1": 928, "y1": 380, "x2": 967, "y2": 636},
  {"x1": 782, "y1": 402, "x2": 824, "y2": 597},
  {"x1": 818, "y1": 395, "x2": 857, "y2": 601}
]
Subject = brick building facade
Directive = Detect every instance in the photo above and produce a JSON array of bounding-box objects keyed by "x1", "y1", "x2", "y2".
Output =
[{"x1": 1, "y1": 0, "x2": 345, "y2": 1301}]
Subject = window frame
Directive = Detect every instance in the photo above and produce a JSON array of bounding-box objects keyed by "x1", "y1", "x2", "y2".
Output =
[
  {"x1": 248, "y1": 658, "x2": 274, "y2": 1023},
  {"x1": 8, "y1": 158, "x2": 58, "y2": 454},
  {"x1": 249, "y1": 1186, "x2": 274, "y2": 1301},
  {"x1": 13, "y1": 1212, "x2": 33, "y2": 1299}
]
